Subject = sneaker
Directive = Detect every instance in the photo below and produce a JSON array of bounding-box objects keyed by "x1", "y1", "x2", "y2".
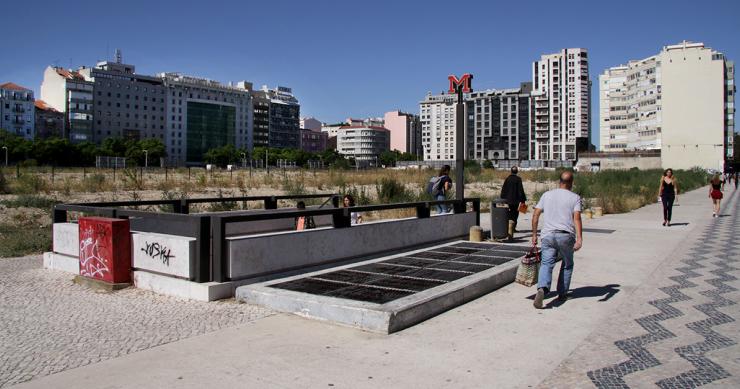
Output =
[
  {"x1": 713, "y1": 213, "x2": 717, "y2": 218},
  {"x1": 533, "y1": 288, "x2": 545, "y2": 309}
]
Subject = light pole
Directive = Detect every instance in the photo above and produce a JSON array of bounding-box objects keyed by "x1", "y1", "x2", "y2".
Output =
[
  {"x1": 2, "y1": 146, "x2": 7, "y2": 167},
  {"x1": 241, "y1": 152, "x2": 246, "y2": 168},
  {"x1": 143, "y1": 149, "x2": 148, "y2": 168}
]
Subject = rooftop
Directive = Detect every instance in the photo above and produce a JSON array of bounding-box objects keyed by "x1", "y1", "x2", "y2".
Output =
[{"x1": 0, "y1": 82, "x2": 31, "y2": 91}]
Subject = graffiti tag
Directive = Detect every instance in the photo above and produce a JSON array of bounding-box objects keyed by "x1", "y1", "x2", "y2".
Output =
[
  {"x1": 79, "y1": 226, "x2": 110, "y2": 278},
  {"x1": 141, "y1": 241, "x2": 175, "y2": 267}
]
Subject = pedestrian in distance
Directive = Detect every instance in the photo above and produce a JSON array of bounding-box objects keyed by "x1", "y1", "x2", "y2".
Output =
[
  {"x1": 500, "y1": 166, "x2": 527, "y2": 234},
  {"x1": 658, "y1": 168, "x2": 678, "y2": 227},
  {"x1": 531, "y1": 171, "x2": 583, "y2": 309},
  {"x1": 427, "y1": 164, "x2": 453, "y2": 214},
  {"x1": 343, "y1": 194, "x2": 363, "y2": 225},
  {"x1": 709, "y1": 174, "x2": 723, "y2": 218},
  {"x1": 294, "y1": 201, "x2": 316, "y2": 231},
  {"x1": 735, "y1": 171, "x2": 738, "y2": 190}
]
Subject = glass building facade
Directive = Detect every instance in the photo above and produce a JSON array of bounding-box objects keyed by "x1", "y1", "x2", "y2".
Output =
[{"x1": 186, "y1": 102, "x2": 235, "y2": 162}]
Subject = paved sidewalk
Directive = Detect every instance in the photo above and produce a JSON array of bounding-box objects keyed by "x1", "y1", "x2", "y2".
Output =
[{"x1": 7, "y1": 185, "x2": 740, "y2": 388}]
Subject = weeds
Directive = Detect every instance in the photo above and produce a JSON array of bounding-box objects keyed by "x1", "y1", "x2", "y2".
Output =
[{"x1": 1, "y1": 194, "x2": 59, "y2": 209}]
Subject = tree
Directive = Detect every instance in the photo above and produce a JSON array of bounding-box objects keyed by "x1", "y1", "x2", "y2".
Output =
[{"x1": 203, "y1": 144, "x2": 242, "y2": 167}]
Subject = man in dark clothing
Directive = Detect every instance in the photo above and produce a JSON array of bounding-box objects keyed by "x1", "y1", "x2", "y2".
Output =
[{"x1": 500, "y1": 166, "x2": 527, "y2": 233}]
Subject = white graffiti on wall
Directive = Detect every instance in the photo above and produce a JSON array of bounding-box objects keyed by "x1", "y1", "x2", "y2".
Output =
[{"x1": 79, "y1": 226, "x2": 110, "y2": 278}]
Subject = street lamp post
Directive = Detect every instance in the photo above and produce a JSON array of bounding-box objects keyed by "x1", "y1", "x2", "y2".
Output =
[
  {"x1": 143, "y1": 149, "x2": 148, "y2": 169},
  {"x1": 241, "y1": 152, "x2": 246, "y2": 168},
  {"x1": 2, "y1": 146, "x2": 7, "y2": 167}
]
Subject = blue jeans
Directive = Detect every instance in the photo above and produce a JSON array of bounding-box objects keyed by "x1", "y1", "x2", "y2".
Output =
[
  {"x1": 537, "y1": 232, "x2": 575, "y2": 295},
  {"x1": 435, "y1": 194, "x2": 449, "y2": 214}
]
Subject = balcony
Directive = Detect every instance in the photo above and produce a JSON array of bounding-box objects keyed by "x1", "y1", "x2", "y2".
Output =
[{"x1": 13, "y1": 106, "x2": 25, "y2": 113}]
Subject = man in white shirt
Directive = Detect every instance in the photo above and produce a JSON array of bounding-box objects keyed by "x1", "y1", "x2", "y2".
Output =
[{"x1": 531, "y1": 171, "x2": 583, "y2": 309}]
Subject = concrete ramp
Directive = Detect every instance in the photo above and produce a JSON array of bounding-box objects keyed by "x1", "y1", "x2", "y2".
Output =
[{"x1": 236, "y1": 241, "x2": 529, "y2": 333}]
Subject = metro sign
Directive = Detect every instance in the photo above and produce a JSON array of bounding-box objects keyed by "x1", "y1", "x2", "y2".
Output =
[{"x1": 448, "y1": 73, "x2": 473, "y2": 94}]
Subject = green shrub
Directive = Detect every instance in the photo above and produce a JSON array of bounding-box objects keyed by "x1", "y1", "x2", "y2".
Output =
[
  {"x1": 0, "y1": 223, "x2": 52, "y2": 257},
  {"x1": 0, "y1": 169, "x2": 9, "y2": 194},
  {"x1": 1, "y1": 194, "x2": 59, "y2": 209},
  {"x1": 208, "y1": 189, "x2": 237, "y2": 212}
]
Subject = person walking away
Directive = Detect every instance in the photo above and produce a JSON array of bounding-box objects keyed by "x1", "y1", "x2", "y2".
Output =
[
  {"x1": 658, "y1": 168, "x2": 678, "y2": 226},
  {"x1": 709, "y1": 174, "x2": 723, "y2": 217},
  {"x1": 531, "y1": 171, "x2": 583, "y2": 309},
  {"x1": 500, "y1": 166, "x2": 527, "y2": 235},
  {"x1": 295, "y1": 201, "x2": 316, "y2": 231},
  {"x1": 431, "y1": 165, "x2": 453, "y2": 214},
  {"x1": 343, "y1": 194, "x2": 363, "y2": 225}
]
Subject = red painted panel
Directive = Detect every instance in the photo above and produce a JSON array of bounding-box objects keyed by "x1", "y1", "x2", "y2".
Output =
[{"x1": 78, "y1": 217, "x2": 131, "y2": 284}]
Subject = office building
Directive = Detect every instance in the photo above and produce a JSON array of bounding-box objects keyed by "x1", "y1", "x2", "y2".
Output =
[
  {"x1": 336, "y1": 125, "x2": 390, "y2": 165},
  {"x1": 600, "y1": 41, "x2": 734, "y2": 170},
  {"x1": 384, "y1": 110, "x2": 422, "y2": 156},
  {"x1": 531, "y1": 48, "x2": 591, "y2": 161},
  {"x1": 264, "y1": 86, "x2": 300, "y2": 149},
  {"x1": 419, "y1": 83, "x2": 532, "y2": 162},
  {"x1": 34, "y1": 100, "x2": 65, "y2": 139},
  {"x1": 0, "y1": 82, "x2": 35, "y2": 139}
]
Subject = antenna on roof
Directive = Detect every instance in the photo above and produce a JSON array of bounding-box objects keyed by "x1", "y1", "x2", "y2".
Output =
[{"x1": 115, "y1": 49, "x2": 122, "y2": 64}]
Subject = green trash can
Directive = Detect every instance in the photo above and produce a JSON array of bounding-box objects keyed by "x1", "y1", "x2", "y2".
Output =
[{"x1": 490, "y1": 198, "x2": 509, "y2": 239}]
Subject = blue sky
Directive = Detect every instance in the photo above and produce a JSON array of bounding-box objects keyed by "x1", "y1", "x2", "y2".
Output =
[{"x1": 2, "y1": 0, "x2": 738, "y2": 147}]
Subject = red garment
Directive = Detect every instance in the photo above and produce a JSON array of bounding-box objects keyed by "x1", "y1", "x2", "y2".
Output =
[{"x1": 710, "y1": 189, "x2": 723, "y2": 200}]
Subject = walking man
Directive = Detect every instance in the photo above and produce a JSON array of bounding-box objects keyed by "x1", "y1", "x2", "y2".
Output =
[
  {"x1": 531, "y1": 171, "x2": 583, "y2": 309},
  {"x1": 500, "y1": 166, "x2": 527, "y2": 235}
]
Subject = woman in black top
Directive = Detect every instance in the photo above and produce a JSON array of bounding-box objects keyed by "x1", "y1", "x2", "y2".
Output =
[
  {"x1": 658, "y1": 168, "x2": 678, "y2": 226},
  {"x1": 709, "y1": 174, "x2": 723, "y2": 217}
]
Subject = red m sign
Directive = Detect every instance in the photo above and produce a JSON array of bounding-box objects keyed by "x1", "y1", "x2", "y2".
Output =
[{"x1": 448, "y1": 74, "x2": 473, "y2": 93}]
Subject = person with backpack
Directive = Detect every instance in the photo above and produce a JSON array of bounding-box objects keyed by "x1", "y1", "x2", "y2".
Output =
[
  {"x1": 500, "y1": 166, "x2": 527, "y2": 234},
  {"x1": 427, "y1": 165, "x2": 453, "y2": 214}
]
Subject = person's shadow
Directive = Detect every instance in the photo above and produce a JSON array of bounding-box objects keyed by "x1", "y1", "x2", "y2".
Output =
[{"x1": 527, "y1": 284, "x2": 621, "y2": 308}]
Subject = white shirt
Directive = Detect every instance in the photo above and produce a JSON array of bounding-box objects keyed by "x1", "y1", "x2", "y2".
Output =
[{"x1": 535, "y1": 188, "x2": 582, "y2": 236}]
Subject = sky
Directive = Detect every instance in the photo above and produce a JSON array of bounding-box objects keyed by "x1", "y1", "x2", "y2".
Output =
[{"x1": 1, "y1": 0, "x2": 739, "y2": 148}]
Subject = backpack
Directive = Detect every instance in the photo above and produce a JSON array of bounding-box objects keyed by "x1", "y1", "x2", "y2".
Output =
[{"x1": 426, "y1": 175, "x2": 444, "y2": 196}]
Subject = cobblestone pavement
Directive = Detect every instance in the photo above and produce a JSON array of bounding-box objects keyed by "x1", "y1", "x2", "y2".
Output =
[
  {"x1": 0, "y1": 257, "x2": 273, "y2": 388},
  {"x1": 541, "y1": 188, "x2": 740, "y2": 388}
]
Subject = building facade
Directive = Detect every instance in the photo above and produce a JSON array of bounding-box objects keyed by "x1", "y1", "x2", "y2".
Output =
[
  {"x1": 300, "y1": 117, "x2": 322, "y2": 131},
  {"x1": 531, "y1": 48, "x2": 591, "y2": 161},
  {"x1": 383, "y1": 110, "x2": 422, "y2": 157},
  {"x1": 299, "y1": 128, "x2": 328, "y2": 153},
  {"x1": 264, "y1": 86, "x2": 300, "y2": 149},
  {"x1": 34, "y1": 100, "x2": 65, "y2": 139},
  {"x1": 419, "y1": 83, "x2": 533, "y2": 162},
  {"x1": 250, "y1": 89, "x2": 270, "y2": 149},
  {"x1": 41, "y1": 67, "x2": 94, "y2": 143},
  {"x1": 0, "y1": 82, "x2": 36, "y2": 139},
  {"x1": 600, "y1": 41, "x2": 735, "y2": 171},
  {"x1": 336, "y1": 125, "x2": 390, "y2": 165},
  {"x1": 158, "y1": 73, "x2": 252, "y2": 165}
]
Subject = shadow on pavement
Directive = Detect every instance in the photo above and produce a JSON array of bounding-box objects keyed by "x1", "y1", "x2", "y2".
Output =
[
  {"x1": 526, "y1": 284, "x2": 621, "y2": 309},
  {"x1": 668, "y1": 222, "x2": 690, "y2": 226}
]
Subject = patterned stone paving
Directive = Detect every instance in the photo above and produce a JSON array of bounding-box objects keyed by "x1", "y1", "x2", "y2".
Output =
[
  {"x1": 0, "y1": 257, "x2": 273, "y2": 388},
  {"x1": 542, "y1": 188, "x2": 739, "y2": 388}
]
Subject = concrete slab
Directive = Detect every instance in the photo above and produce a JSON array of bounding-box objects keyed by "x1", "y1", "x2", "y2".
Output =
[
  {"x1": 131, "y1": 231, "x2": 195, "y2": 278},
  {"x1": 52, "y1": 222, "x2": 78, "y2": 257},
  {"x1": 42, "y1": 252, "x2": 79, "y2": 274},
  {"x1": 133, "y1": 271, "x2": 254, "y2": 301},
  {"x1": 236, "y1": 241, "x2": 523, "y2": 333}
]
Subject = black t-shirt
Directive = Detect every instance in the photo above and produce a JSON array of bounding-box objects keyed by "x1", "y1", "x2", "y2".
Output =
[{"x1": 439, "y1": 175, "x2": 452, "y2": 195}]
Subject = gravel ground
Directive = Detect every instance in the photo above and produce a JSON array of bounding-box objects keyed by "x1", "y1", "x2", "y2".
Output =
[{"x1": 0, "y1": 255, "x2": 273, "y2": 388}]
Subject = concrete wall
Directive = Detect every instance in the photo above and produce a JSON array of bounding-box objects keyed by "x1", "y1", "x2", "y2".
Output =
[
  {"x1": 227, "y1": 212, "x2": 477, "y2": 280},
  {"x1": 661, "y1": 44, "x2": 726, "y2": 171},
  {"x1": 132, "y1": 232, "x2": 195, "y2": 278},
  {"x1": 575, "y1": 153, "x2": 662, "y2": 171}
]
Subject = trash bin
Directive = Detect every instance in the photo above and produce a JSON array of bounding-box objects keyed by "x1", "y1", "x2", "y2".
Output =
[{"x1": 490, "y1": 199, "x2": 509, "y2": 239}]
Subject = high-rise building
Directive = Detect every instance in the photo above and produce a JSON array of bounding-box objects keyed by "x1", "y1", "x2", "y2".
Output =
[
  {"x1": 419, "y1": 83, "x2": 532, "y2": 162},
  {"x1": 34, "y1": 100, "x2": 65, "y2": 139},
  {"x1": 264, "y1": 86, "x2": 300, "y2": 149},
  {"x1": 531, "y1": 48, "x2": 591, "y2": 161},
  {"x1": 158, "y1": 73, "x2": 252, "y2": 165},
  {"x1": 600, "y1": 41, "x2": 734, "y2": 170},
  {"x1": 41, "y1": 67, "x2": 94, "y2": 143},
  {"x1": 250, "y1": 88, "x2": 270, "y2": 148},
  {"x1": 383, "y1": 110, "x2": 422, "y2": 157},
  {"x1": 0, "y1": 82, "x2": 35, "y2": 139},
  {"x1": 336, "y1": 125, "x2": 390, "y2": 166}
]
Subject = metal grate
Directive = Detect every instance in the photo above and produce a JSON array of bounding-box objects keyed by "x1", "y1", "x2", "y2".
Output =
[{"x1": 270, "y1": 242, "x2": 527, "y2": 304}]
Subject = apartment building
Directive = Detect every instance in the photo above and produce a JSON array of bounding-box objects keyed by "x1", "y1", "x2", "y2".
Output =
[
  {"x1": 0, "y1": 82, "x2": 35, "y2": 139},
  {"x1": 419, "y1": 83, "x2": 532, "y2": 162},
  {"x1": 383, "y1": 110, "x2": 422, "y2": 156},
  {"x1": 600, "y1": 41, "x2": 735, "y2": 170},
  {"x1": 299, "y1": 128, "x2": 328, "y2": 153},
  {"x1": 34, "y1": 100, "x2": 65, "y2": 139},
  {"x1": 300, "y1": 117, "x2": 322, "y2": 131},
  {"x1": 531, "y1": 48, "x2": 591, "y2": 161},
  {"x1": 41, "y1": 66, "x2": 94, "y2": 142},
  {"x1": 336, "y1": 125, "x2": 390, "y2": 165}
]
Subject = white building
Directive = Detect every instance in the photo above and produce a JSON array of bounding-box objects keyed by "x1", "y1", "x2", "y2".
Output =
[
  {"x1": 0, "y1": 82, "x2": 35, "y2": 139},
  {"x1": 40, "y1": 67, "x2": 94, "y2": 142},
  {"x1": 300, "y1": 117, "x2": 322, "y2": 131},
  {"x1": 336, "y1": 125, "x2": 390, "y2": 165},
  {"x1": 600, "y1": 41, "x2": 735, "y2": 170},
  {"x1": 531, "y1": 48, "x2": 591, "y2": 161}
]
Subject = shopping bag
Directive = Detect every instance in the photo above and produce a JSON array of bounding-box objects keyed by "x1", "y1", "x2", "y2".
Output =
[{"x1": 515, "y1": 245, "x2": 541, "y2": 287}]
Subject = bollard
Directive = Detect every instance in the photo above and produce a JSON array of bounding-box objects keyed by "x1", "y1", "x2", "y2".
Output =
[{"x1": 469, "y1": 226, "x2": 483, "y2": 242}]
